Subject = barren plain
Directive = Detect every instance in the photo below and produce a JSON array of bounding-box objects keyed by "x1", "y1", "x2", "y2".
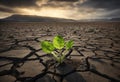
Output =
[{"x1": 0, "y1": 22, "x2": 120, "y2": 82}]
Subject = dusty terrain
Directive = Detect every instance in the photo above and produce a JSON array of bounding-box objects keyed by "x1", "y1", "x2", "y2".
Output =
[{"x1": 0, "y1": 22, "x2": 120, "y2": 82}]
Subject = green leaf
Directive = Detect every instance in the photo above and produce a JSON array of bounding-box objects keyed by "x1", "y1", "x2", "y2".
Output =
[
  {"x1": 41, "y1": 41, "x2": 55, "y2": 53},
  {"x1": 65, "y1": 40, "x2": 74, "y2": 50},
  {"x1": 53, "y1": 35, "x2": 65, "y2": 49}
]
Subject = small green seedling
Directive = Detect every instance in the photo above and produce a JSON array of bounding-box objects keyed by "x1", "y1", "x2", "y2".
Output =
[{"x1": 41, "y1": 35, "x2": 74, "y2": 64}]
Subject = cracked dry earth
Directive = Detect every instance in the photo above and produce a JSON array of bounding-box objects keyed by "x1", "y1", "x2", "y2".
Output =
[{"x1": 0, "y1": 22, "x2": 120, "y2": 82}]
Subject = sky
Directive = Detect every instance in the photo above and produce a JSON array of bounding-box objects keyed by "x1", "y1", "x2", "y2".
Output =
[{"x1": 0, "y1": 0, "x2": 120, "y2": 20}]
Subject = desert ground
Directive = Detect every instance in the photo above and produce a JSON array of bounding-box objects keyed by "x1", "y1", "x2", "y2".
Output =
[{"x1": 0, "y1": 22, "x2": 120, "y2": 82}]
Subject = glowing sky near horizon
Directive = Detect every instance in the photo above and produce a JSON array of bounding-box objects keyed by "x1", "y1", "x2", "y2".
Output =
[{"x1": 0, "y1": 0, "x2": 120, "y2": 20}]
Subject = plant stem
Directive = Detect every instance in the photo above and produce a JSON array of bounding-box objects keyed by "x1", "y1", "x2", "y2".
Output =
[
  {"x1": 51, "y1": 52, "x2": 58, "y2": 61},
  {"x1": 51, "y1": 49, "x2": 69, "y2": 64},
  {"x1": 63, "y1": 49, "x2": 68, "y2": 57}
]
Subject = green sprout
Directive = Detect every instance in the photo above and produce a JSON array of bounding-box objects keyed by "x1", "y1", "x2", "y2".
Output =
[{"x1": 41, "y1": 35, "x2": 74, "y2": 64}]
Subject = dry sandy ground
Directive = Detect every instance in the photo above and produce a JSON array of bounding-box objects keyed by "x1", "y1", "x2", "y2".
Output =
[{"x1": 0, "y1": 22, "x2": 120, "y2": 82}]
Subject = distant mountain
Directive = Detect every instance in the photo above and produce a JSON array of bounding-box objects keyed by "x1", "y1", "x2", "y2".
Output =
[
  {"x1": 0, "y1": 14, "x2": 120, "y2": 22},
  {"x1": 78, "y1": 18, "x2": 120, "y2": 22},
  {"x1": 0, "y1": 14, "x2": 75, "y2": 22},
  {"x1": 109, "y1": 18, "x2": 120, "y2": 21}
]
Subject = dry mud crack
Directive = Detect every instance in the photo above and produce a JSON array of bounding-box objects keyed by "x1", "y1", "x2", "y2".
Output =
[{"x1": 0, "y1": 22, "x2": 120, "y2": 82}]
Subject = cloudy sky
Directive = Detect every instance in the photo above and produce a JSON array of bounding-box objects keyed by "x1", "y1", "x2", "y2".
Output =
[{"x1": 0, "y1": 0, "x2": 120, "y2": 20}]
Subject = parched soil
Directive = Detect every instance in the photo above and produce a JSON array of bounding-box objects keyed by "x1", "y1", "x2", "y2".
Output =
[{"x1": 0, "y1": 22, "x2": 120, "y2": 82}]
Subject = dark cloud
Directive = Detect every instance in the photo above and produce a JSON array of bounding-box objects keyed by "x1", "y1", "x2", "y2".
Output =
[
  {"x1": 50, "y1": 0, "x2": 78, "y2": 2},
  {"x1": 1, "y1": 0, "x2": 119, "y2": 10},
  {"x1": 0, "y1": 0, "x2": 38, "y2": 7},
  {"x1": 105, "y1": 9, "x2": 120, "y2": 18},
  {"x1": 0, "y1": 0, "x2": 120, "y2": 19},
  {"x1": 78, "y1": 0, "x2": 120, "y2": 10},
  {"x1": 40, "y1": 1, "x2": 73, "y2": 8},
  {"x1": 0, "y1": 7, "x2": 15, "y2": 13}
]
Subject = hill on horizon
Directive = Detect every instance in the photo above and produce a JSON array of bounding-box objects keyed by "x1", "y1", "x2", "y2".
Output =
[
  {"x1": 0, "y1": 14, "x2": 76, "y2": 22},
  {"x1": 0, "y1": 14, "x2": 120, "y2": 22}
]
